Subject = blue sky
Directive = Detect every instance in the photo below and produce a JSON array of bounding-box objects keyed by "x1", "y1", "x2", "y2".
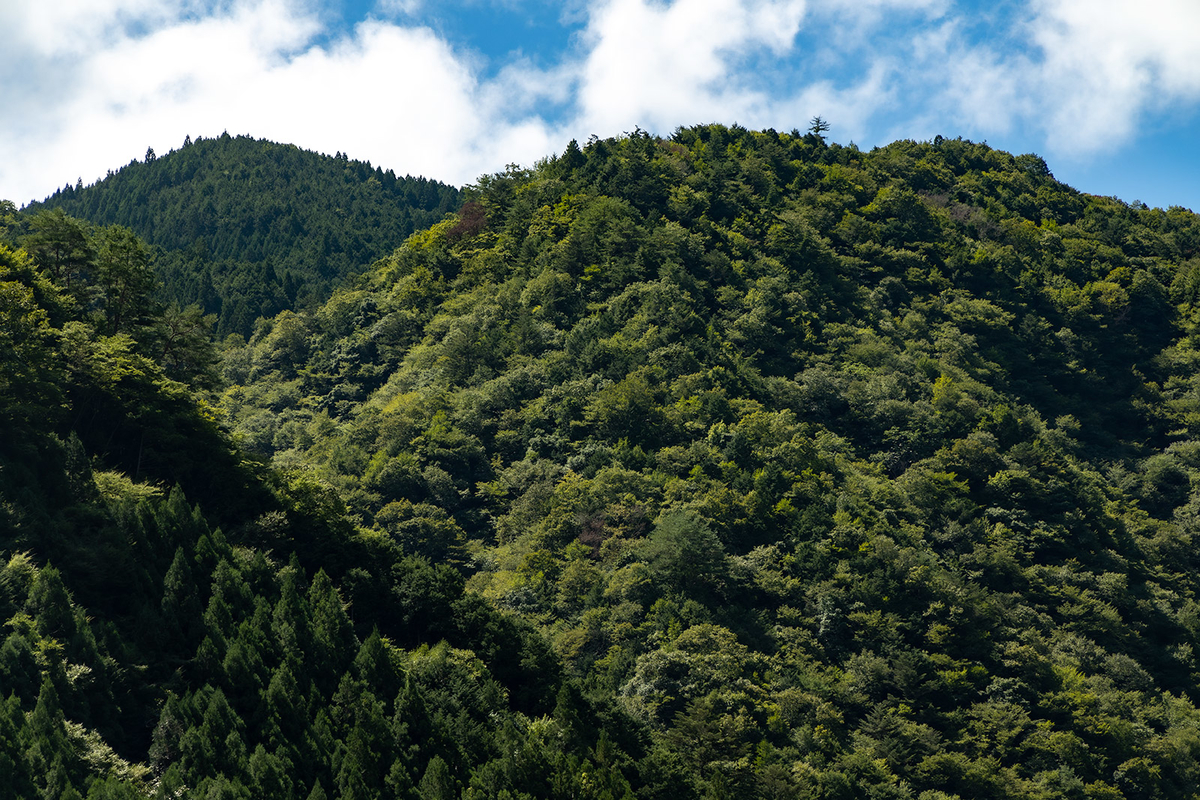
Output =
[{"x1": 2, "y1": 0, "x2": 1198, "y2": 212}]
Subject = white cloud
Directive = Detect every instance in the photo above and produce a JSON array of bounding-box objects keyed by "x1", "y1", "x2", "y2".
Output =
[
  {"x1": 0, "y1": 0, "x2": 198, "y2": 57},
  {"x1": 1028, "y1": 0, "x2": 1200, "y2": 153},
  {"x1": 770, "y1": 60, "x2": 897, "y2": 143},
  {"x1": 803, "y1": 0, "x2": 947, "y2": 56},
  {"x1": 890, "y1": 0, "x2": 1200, "y2": 158},
  {"x1": 900, "y1": 19, "x2": 1031, "y2": 138},
  {"x1": 566, "y1": 0, "x2": 975, "y2": 145},
  {"x1": 574, "y1": 0, "x2": 808, "y2": 134},
  {"x1": 248, "y1": 20, "x2": 560, "y2": 179},
  {"x1": 809, "y1": 0, "x2": 948, "y2": 31}
]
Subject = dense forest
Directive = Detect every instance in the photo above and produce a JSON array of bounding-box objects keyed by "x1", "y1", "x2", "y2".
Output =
[
  {"x1": 24, "y1": 134, "x2": 460, "y2": 335},
  {"x1": 5, "y1": 123, "x2": 1200, "y2": 798}
]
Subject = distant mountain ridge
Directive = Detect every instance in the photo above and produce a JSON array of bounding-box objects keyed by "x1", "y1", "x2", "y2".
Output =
[{"x1": 28, "y1": 133, "x2": 461, "y2": 335}]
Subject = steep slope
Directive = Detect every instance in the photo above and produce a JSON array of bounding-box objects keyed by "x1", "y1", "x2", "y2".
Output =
[
  {"x1": 8, "y1": 124, "x2": 1200, "y2": 798},
  {"x1": 27, "y1": 134, "x2": 461, "y2": 335},
  {"x1": 220, "y1": 125, "x2": 1200, "y2": 797},
  {"x1": 0, "y1": 198, "x2": 609, "y2": 799}
]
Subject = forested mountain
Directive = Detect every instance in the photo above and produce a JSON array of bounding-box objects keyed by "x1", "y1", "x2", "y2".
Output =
[
  {"x1": 0, "y1": 203, "x2": 569, "y2": 800},
  {"x1": 6, "y1": 124, "x2": 1200, "y2": 799},
  {"x1": 24, "y1": 134, "x2": 460, "y2": 335}
]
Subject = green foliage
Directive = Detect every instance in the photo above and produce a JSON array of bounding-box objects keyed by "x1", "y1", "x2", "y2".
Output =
[
  {"x1": 210, "y1": 124, "x2": 1200, "y2": 798},
  {"x1": 640, "y1": 511, "x2": 727, "y2": 597},
  {"x1": 7, "y1": 124, "x2": 1200, "y2": 798},
  {"x1": 28, "y1": 134, "x2": 460, "y2": 335}
]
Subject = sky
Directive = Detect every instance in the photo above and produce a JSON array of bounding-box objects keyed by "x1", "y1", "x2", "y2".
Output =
[{"x1": 2, "y1": 0, "x2": 1199, "y2": 211}]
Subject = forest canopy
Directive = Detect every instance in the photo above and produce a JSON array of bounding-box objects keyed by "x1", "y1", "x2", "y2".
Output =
[
  {"x1": 24, "y1": 134, "x2": 460, "y2": 336},
  {"x1": 5, "y1": 124, "x2": 1200, "y2": 798}
]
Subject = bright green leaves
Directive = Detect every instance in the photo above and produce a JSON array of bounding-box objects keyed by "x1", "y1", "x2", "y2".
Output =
[
  {"x1": 376, "y1": 500, "x2": 466, "y2": 564},
  {"x1": 585, "y1": 370, "x2": 670, "y2": 449},
  {"x1": 7, "y1": 123, "x2": 1200, "y2": 799}
]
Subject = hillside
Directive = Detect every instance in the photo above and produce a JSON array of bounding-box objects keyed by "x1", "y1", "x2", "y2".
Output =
[
  {"x1": 221, "y1": 125, "x2": 1200, "y2": 797},
  {"x1": 6, "y1": 124, "x2": 1200, "y2": 798},
  {"x1": 26, "y1": 134, "x2": 461, "y2": 335},
  {"x1": 0, "y1": 202, "x2": 568, "y2": 800}
]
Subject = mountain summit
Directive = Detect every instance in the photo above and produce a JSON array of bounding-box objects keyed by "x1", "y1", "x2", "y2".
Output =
[{"x1": 29, "y1": 133, "x2": 460, "y2": 335}]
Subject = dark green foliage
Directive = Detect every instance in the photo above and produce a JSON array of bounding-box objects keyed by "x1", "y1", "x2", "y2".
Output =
[
  {"x1": 213, "y1": 125, "x2": 1200, "y2": 797},
  {"x1": 28, "y1": 134, "x2": 460, "y2": 335},
  {"x1": 640, "y1": 511, "x2": 727, "y2": 597},
  {"x1": 7, "y1": 124, "x2": 1200, "y2": 798}
]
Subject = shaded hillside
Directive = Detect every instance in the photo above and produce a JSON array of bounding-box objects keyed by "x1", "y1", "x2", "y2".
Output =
[
  {"x1": 28, "y1": 134, "x2": 461, "y2": 335},
  {"x1": 0, "y1": 199, "x2": 592, "y2": 800}
]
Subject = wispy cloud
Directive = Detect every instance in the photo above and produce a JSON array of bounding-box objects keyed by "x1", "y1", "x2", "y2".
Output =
[{"x1": 374, "y1": 0, "x2": 424, "y2": 17}]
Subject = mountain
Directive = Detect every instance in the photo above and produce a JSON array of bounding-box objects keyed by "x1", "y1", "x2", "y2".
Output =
[
  {"x1": 6, "y1": 124, "x2": 1200, "y2": 798},
  {"x1": 0, "y1": 197, "x2": 564, "y2": 800},
  {"x1": 26, "y1": 133, "x2": 461, "y2": 335}
]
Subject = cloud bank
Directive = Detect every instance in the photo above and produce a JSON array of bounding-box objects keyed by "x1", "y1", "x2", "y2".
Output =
[{"x1": 1, "y1": 0, "x2": 1199, "y2": 205}]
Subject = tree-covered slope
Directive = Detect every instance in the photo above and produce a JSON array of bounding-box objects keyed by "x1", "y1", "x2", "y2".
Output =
[
  {"x1": 0, "y1": 206, "x2": 618, "y2": 799},
  {"x1": 9, "y1": 123, "x2": 1200, "y2": 799},
  {"x1": 218, "y1": 124, "x2": 1200, "y2": 797},
  {"x1": 27, "y1": 134, "x2": 461, "y2": 335}
]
